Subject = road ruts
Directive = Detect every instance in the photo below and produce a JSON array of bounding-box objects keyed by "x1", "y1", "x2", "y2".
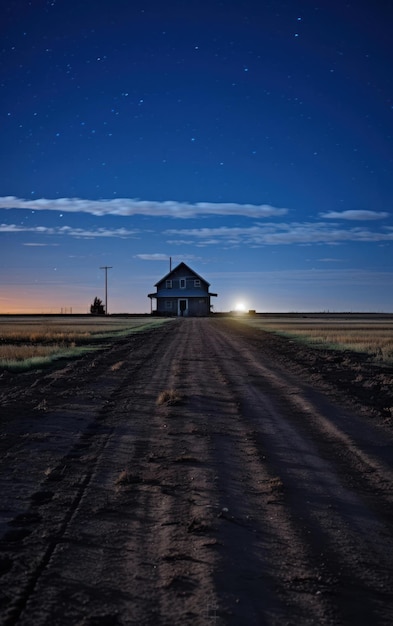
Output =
[
  {"x1": 0, "y1": 317, "x2": 393, "y2": 625},
  {"x1": 203, "y1": 317, "x2": 393, "y2": 625}
]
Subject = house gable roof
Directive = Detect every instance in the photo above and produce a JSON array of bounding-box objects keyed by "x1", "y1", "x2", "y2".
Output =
[{"x1": 154, "y1": 262, "x2": 210, "y2": 287}]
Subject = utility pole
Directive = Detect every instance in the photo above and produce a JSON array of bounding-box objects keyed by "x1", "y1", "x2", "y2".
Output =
[{"x1": 100, "y1": 266, "x2": 112, "y2": 315}]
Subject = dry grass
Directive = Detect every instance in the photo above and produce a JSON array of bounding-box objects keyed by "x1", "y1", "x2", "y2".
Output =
[
  {"x1": 0, "y1": 317, "x2": 168, "y2": 344},
  {"x1": 0, "y1": 344, "x2": 64, "y2": 361},
  {"x1": 174, "y1": 454, "x2": 198, "y2": 463},
  {"x1": 236, "y1": 316, "x2": 393, "y2": 364},
  {"x1": 156, "y1": 389, "x2": 183, "y2": 406},
  {"x1": 0, "y1": 316, "x2": 172, "y2": 370},
  {"x1": 115, "y1": 470, "x2": 142, "y2": 489},
  {"x1": 0, "y1": 344, "x2": 91, "y2": 371},
  {"x1": 110, "y1": 361, "x2": 124, "y2": 371},
  {"x1": 115, "y1": 470, "x2": 132, "y2": 485},
  {"x1": 268, "y1": 477, "x2": 284, "y2": 493}
]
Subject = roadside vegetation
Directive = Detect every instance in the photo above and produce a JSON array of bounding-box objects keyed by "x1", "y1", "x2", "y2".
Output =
[
  {"x1": 235, "y1": 315, "x2": 393, "y2": 364},
  {"x1": 0, "y1": 316, "x2": 172, "y2": 371}
]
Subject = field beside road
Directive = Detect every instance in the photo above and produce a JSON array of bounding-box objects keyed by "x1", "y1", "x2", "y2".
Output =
[
  {"x1": 0, "y1": 316, "x2": 393, "y2": 625},
  {"x1": 234, "y1": 312, "x2": 393, "y2": 364},
  {"x1": 0, "y1": 316, "x2": 170, "y2": 370}
]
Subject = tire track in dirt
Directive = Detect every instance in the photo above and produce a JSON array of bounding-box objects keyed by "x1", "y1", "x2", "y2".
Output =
[
  {"x1": 1, "y1": 318, "x2": 393, "y2": 625},
  {"x1": 205, "y1": 318, "x2": 393, "y2": 625},
  {"x1": 2, "y1": 320, "x2": 221, "y2": 625},
  {"x1": 186, "y1": 320, "x2": 337, "y2": 625},
  {"x1": 0, "y1": 326, "x2": 176, "y2": 533},
  {"x1": 0, "y1": 322, "x2": 183, "y2": 625}
]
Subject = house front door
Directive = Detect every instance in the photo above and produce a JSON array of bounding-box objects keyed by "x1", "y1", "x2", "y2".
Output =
[{"x1": 178, "y1": 299, "x2": 188, "y2": 316}]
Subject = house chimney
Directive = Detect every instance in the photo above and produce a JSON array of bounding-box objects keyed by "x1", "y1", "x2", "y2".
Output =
[{"x1": 169, "y1": 256, "x2": 172, "y2": 271}]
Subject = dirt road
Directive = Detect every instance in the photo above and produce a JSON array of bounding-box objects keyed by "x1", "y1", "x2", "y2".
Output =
[{"x1": 1, "y1": 318, "x2": 393, "y2": 625}]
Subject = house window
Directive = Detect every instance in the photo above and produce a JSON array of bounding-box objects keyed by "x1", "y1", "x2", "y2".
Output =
[
  {"x1": 194, "y1": 279, "x2": 201, "y2": 287},
  {"x1": 166, "y1": 280, "x2": 172, "y2": 288},
  {"x1": 165, "y1": 301, "x2": 172, "y2": 310},
  {"x1": 179, "y1": 278, "x2": 186, "y2": 289}
]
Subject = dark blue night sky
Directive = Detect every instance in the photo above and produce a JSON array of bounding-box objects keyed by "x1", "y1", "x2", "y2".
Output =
[{"x1": 1, "y1": 0, "x2": 392, "y2": 313}]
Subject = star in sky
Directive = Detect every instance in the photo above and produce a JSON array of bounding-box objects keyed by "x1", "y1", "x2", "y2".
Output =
[{"x1": 0, "y1": 0, "x2": 392, "y2": 313}]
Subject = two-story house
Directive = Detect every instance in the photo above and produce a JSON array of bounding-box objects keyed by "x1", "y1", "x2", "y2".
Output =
[{"x1": 148, "y1": 262, "x2": 217, "y2": 316}]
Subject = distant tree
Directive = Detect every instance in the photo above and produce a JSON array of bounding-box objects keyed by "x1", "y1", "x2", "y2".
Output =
[{"x1": 90, "y1": 297, "x2": 105, "y2": 315}]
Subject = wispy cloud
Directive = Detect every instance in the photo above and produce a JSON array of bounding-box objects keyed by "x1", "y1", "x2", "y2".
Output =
[
  {"x1": 0, "y1": 224, "x2": 139, "y2": 238},
  {"x1": 2, "y1": 220, "x2": 393, "y2": 247},
  {"x1": 134, "y1": 253, "x2": 199, "y2": 262},
  {"x1": 320, "y1": 210, "x2": 389, "y2": 220},
  {"x1": 135, "y1": 254, "x2": 170, "y2": 261},
  {"x1": 23, "y1": 243, "x2": 60, "y2": 247},
  {"x1": 165, "y1": 222, "x2": 393, "y2": 246},
  {"x1": 210, "y1": 268, "x2": 393, "y2": 286},
  {"x1": 0, "y1": 196, "x2": 288, "y2": 219}
]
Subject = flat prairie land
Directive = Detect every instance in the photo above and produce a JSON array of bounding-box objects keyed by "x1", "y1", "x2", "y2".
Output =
[
  {"x1": 0, "y1": 316, "x2": 170, "y2": 369},
  {"x1": 0, "y1": 316, "x2": 393, "y2": 625},
  {"x1": 234, "y1": 312, "x2": 393, "y2": 364}
]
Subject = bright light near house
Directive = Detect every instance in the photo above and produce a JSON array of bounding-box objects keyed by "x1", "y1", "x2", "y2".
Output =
[{"x1": 234, "y1": 302, "x2": 247, "y2": 312}]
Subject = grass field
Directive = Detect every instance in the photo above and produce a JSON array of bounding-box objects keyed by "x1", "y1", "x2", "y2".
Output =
[
  {"x1": 234, "y1": 314, "x2": 393, "y2": 364},
  {"x1": 0, "y1": 316, "x2": 172, "y2": 370},
  {"x1": 2, "y1": 314, "x2": 392, "y2": 371}
]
